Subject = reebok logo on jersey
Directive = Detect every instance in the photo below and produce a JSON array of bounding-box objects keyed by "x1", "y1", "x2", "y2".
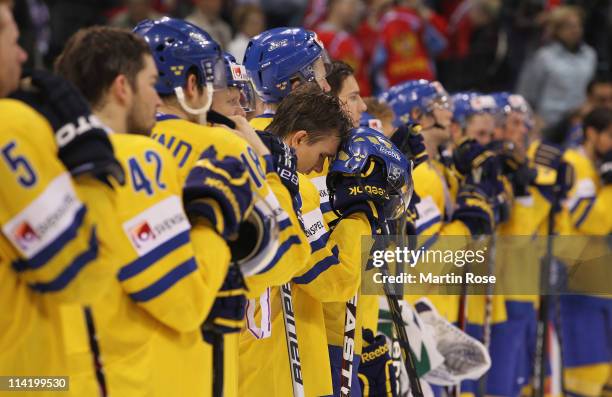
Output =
[
  {"x1": 12, "y1": 222, "x2": 39, "y2": 250},
  {"x1": 348, "y1": 185, "x2": 386, "y2": 197},
  {"x1": 122, "y1": 196, "x2": 190, "y2": 256}
]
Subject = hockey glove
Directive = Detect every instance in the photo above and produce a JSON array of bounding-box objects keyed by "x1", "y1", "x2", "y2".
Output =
[
  {"x1": 183, "y1": 150, "x2": 254, "y2": 240},
  {"x1": 10, "y1": 70, "x2": 124, "y2": 186},
  {"x1": 599, "y1": 149, "x2": 612, "y2": 185},
  {"x1": 453, "y1": 138, "x2": 499, "y2": 183},
  {"x1": 202, "y1": 263, "x2": 246, "y2": 344},
  {"x1": 452, "y1": 183, "x2": 495, "y2": 235},
  {"x1": 258, "y1": 131, "x2": 299, "y2": 197},
  {"x1": 329, "y1": 161, "x2": 388, "y2": 228},
  {"x1": 358, "y1": 328, "x2": 399, "y2": 397},
  {"x1": 390, "y1": 123, "x2": 428, "y2": 168},
  {"x1": 531, "y1": 142, "x2": 574, "y2": 210},
  {"x1": 486, "y1": 140, "x2": 536, "y2": 197}
]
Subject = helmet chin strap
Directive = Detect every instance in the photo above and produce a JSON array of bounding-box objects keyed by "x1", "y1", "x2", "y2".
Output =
[{"x1": 174, "y1": 82, "x2": 214, "y2": 124}]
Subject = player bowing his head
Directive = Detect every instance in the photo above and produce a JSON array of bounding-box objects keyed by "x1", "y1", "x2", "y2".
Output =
[{"x1": 267, "y1": 84, "x2": 351, "y2": 174}]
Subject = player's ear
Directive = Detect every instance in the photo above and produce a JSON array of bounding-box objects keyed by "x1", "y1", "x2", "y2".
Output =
[
  {"x1": 410, "y1": 108, "x2": 422, "y2": 123},
  {"x1": 290, "y1": 79, "x2": 301, "y2": 90},
  {"x1": 112, "y1": 74, "x2": 131, "y2": 105},
  {"x1": 289, "y1": 130, "x2": 308, "y2": 148},
  {"x1": 185, "y1": 73, "x2": 200, "y2": 99}
]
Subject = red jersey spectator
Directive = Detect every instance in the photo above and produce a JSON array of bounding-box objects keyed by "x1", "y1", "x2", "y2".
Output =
[
  {"x1": 315, "y1": 0, "x2": 372, "y2": 95},
  {"x1": 355, "y1": 0, "x2": 393, "y2": 70},
  {"x1": 372, "y1": 1, "x2": 448, "y2": 90}
]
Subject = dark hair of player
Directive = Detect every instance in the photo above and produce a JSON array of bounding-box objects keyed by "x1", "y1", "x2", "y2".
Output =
[
  {"x1": 55, "y1": 26, "x2": 151, "y2": 108},
  {"x1": 267, "y1": 83, "x2": 352, "y2": 143},
  {"x1": 583, "y1": 107, "x2": 612, "y2": 133},
  {"x1": 326, "y1": 60, "x2": 354, "y2": 97}
]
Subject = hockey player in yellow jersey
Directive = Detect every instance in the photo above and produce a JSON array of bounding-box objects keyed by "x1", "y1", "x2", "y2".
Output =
[
  {"x1": 557, "y1": 108, "x2": 612, "y2": 397},
  {"x1": 0, "y1": 3, "x2": 127, "y2": 395},
  {"x1": 381, "y1": 81, "x2": 503, "y2": 331},
  {"x1": 238, "y1": 85, "x2": 372, "y2": 396},
  {"x1": 134, "y1": 18, "x2": 311, "y2": 396},
  {"x1": 243, "y1": 30, "x2": 373, "y2": 395},
  {"x1": 135, "y1": 17, "x2": 308, "y2": 299},
  {"x1": 55, "y1": 26, "x2": 256, "y2": 396}
]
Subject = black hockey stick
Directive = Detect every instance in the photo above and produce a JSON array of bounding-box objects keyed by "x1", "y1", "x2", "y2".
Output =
[
  {"x1": 340, "y1": 293, "x2": 359, "y2": 397},
  {"x1": 533, "y1": 183, "x2": 561, "y2": 397},
  {"x1": 478, "y1": 235, "x2": 496, "y2": 396},
  {"x1": 208, "y1": 331, "x2": 224, "y2": 397},
  {"x1": 280, "y1": 283, "x2": 305, "y2": 397},
  {"x1": 84, "y1": 307, "x2": 108, "y2": 397},
  {"x1": 380, "y1": 220, "x2": 424, "y2": 397},
  {"x1": 447, "y1": 250, "x2": 469, "y2": 397}
]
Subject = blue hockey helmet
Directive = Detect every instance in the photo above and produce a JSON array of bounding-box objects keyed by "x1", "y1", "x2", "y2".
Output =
[
  {"x1": 379, "y1": 79, "x2": 453, "y2": 127},
  {"x1": 491, "y1": 92, "x2": 530, "y2": 115},
  {"x1": 133, "y1": 17, "x2": 226, "y2": 118},
  {"x1": 328, "y1": 126, "x2": 414, "y2": 220},
  {"x1": 491, "y1": 92, "x2": 533, "y2": 130},
  {"x1": 243, "y1": 27, "x2": 331, "y2": 103},
  {"x1": 223, "y1": 52, "x2": 256, "y2": 113},
  {"x1": 451, "y1": 92, "x2": 498, "y2": 127}
]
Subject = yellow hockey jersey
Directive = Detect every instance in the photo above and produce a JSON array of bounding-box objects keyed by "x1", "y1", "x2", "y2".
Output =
[
  {"x1": 564, "y1": 147, "x2": 612, "y2": 234},
  {"x1": 153, "y1": 114, "x2": 309, "y2": 294},
  {"x1": 238, "y1": 174, "x2": 369, "y2": 396},
  {"x1": 67, "y1": 133, "x2": 231, "y2": 397},
  {"x1": 0, "y1": 99, "x2": 119, "y2": 396},
  {"x1": 153, "y1": 113, "x2": 310, "y2": 396}
]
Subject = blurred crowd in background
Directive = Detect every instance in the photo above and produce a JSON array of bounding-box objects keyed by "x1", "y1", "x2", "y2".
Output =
[{"x1": 14, "y1": 0, "x2": 612, "y2": 133}]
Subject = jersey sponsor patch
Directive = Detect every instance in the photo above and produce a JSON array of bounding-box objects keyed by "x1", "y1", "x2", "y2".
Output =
[
  {"x1": 122, "y1": 195, "x2": 190, "y2": 256},
  {"x1": 301, "y1": 207, "x2": 327, "y2": 243},
  {"x1": 3, "y1": 172, "x2": 84, "y2": 258},
  {"x1": 310, "y1": 175, "x2": 329, "y2": 204}
]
